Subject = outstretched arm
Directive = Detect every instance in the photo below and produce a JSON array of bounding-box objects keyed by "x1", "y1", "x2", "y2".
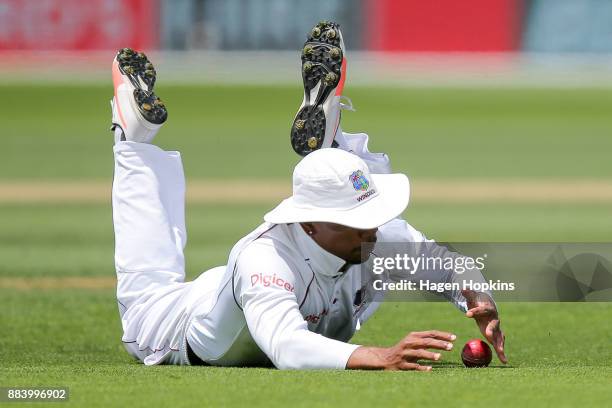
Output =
[
  {"x1": 234, "y1": 244, "x2": 358, "y2": 369},
  {"x1": 378, "y1": 219, "x2": 507, "y2": 363},
  {"x1": 235, "y1": 242, "x2": 455, "y2": 370},
  {"x1": 240, "y1": 282, "x2": 456, "y2": 370},
  {"x1": 347, "y1": 331, "x2": 456, "y2": 371},
  {"x1": 339, "y1": 132, "x2": 508, "y2": 364},
  {"x1": 239, "y1": 282, "x2": 359, "y2": 370}
]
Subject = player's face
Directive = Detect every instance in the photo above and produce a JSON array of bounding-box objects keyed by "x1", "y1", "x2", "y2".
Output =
[{"x1": 301, "y1": 222, "x2": 378, "y2": 264}]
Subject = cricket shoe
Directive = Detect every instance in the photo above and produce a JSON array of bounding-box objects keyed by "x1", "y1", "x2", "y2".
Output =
[
  {"x1": 290, "y1": 21, "x2": 353, "y2": 156},
  {"x1": 110, "y1": 48, "x2": 167, "y2": 143}
]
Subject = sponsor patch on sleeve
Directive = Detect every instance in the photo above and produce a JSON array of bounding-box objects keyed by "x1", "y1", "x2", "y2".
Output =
[{"x1": 250, "y1": 273, "x2": 295, "y2": 292}]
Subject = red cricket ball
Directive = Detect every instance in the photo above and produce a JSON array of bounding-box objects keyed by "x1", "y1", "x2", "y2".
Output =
[{"x1": 461, "y1": 339, "x2": 492, "y2": 368}]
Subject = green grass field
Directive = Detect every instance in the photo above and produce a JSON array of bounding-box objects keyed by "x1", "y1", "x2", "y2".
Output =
[{"x1": 1, "y1": 84, "x2": 611, "y2": 407}]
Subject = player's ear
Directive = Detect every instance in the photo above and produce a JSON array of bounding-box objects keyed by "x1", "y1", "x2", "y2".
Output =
[{"x1": 299, "y1": 222, "x2": 317, "y2": 236}]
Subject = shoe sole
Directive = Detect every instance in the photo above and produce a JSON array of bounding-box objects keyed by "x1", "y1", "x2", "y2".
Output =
[
  {"x1": 115, "y1": 48, "x2": 167, "y2": 124},
  {"x1": 291, "y1": 22, "x2": 344, "y2": 156}
]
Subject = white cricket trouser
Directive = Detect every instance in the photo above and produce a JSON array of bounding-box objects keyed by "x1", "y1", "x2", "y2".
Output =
[{"x1": 112, "y1": 141, "x2": 221, "y2": 365}]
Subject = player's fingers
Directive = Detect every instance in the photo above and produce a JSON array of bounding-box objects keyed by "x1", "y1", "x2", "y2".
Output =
[
  {"x1": 485, "y1": 319, "x2": 500, "y2": 339},
  {"x1": 494, "y1": 340, "x2": 508, "y2": 364},
  {"x1": 403, "y1": 349, "x2": 442, "y2": 362},
  {"x1": 399, "y1": 362, "x2": 432, "y2": 372},
  {"x1": 406, "y1": 337, "x2": 454, "y2": 351},
  {"x1": 414, "y1": 364, "x2": 433, "y2": 372},
  {"x1": 496, "y1": 347, "x2": 508, "y2": 364},
  {"x1": 486, "y1": 322, "x2": 508, "y2": 364},
  {"x1": 465, "y1": 305, "x2": 495, "y2": 318},
  {"x1": 495, "y1": 332, "x2": 508, "y2": 364},
  {"x1": 410, "y1": 330, "x2": 457, "y2": 341}
]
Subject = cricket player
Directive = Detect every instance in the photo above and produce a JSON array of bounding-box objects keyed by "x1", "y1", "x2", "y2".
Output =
[{"x1": 110, "y1": 21, "x2": 506, "y2": 370}]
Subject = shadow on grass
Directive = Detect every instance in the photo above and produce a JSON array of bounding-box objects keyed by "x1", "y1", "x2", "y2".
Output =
[{"x1": 431, "y1": 361, "x2": 514, "y2": 369}]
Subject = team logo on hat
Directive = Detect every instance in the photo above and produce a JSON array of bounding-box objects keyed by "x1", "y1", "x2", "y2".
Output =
[{"x1": 350, "y1": 170, "x2": 369, "y2": 191}]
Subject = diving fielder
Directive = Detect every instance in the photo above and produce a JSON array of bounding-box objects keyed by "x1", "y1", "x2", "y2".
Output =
[{"x1": 110, "y1": 21, "x2": 507, "y2": 370}]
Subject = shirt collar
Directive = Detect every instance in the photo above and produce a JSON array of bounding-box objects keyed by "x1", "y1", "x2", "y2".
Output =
[{"x1": 290, "y1": 223, "x2": 347, "y2": 277}]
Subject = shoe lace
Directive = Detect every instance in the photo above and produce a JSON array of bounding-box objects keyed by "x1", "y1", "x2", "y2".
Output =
[{"x1": 339, "y1": 95, "x2": 356, "y2": 112}]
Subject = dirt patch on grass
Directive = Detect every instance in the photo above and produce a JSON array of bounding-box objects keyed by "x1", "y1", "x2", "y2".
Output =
[
  {"x1": 0, "y1": 276, "x2": 116, "y2": 290},
  {"x1": 1, "y1": 179, "x2": 611, "y2": 204}
]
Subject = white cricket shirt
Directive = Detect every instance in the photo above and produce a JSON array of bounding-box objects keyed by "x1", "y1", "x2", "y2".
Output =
[{"x1": 116, "y1": 132, "x2": 487, "y2": 369}]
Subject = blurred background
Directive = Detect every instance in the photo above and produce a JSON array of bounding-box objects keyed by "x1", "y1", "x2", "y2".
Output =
[
  {"x1": 1, "y1": 0, "x2": 611, "y2": 277},
  {"x1": 1, "y1": 2, "x2": 611, "y2": 401},
  {"x1": 3, "y1": 0, "x2": 612, "y2": 85}
]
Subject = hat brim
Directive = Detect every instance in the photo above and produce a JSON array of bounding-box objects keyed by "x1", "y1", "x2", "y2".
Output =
[{"x1": 264, "y1": 173, "x2": 410, "y2": 230}]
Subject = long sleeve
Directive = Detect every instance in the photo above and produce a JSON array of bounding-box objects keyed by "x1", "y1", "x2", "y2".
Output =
[
  {"x1": 339, "y1": 131, "x2": 493, "y2": 310},
  {"x1": 378, "y1": 218, "x2": 494, "y2": 312},
  {"x1": 233, "y1": 242, "x2": 360, "y2": 370}
]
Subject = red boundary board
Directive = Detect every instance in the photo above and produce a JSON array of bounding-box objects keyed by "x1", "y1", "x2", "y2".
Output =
[
  {"x1": 0, "y1": 0, "x2": 158, "y2": 50},
  {"x1": 365, "y1": 0, "x2": 523, "y2": 52}
]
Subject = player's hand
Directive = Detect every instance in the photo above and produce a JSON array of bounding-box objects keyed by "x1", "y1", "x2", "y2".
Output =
[
  {"x1": 382, "y1": 330, "x2": 458, "y2": 371},
  {"x1": 346, "y1": 330, "x2": 456, "y2": 371},
  {"x1": 462, "y1": 289, "x2": 508, "y2": 364}
]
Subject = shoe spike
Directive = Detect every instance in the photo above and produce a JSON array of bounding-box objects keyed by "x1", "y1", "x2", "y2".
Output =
[
  {"x1": 303, "y1": 62, "x2": 313, "y2": 73},
  {"x1": 324, "y1": 72, "x2": 337, "y2": 85}
]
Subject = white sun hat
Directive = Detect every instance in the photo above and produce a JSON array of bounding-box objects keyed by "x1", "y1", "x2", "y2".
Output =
[{"x1": 264, "y1": 148, "x2": 410, "y2": 230}]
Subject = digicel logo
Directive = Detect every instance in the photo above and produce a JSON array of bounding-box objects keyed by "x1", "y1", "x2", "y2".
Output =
[
  {"x1": 304, "y1": 309, "x2": 328, "y2": 324},
  {"x1": 250, "y1": 273, "x2": 295, "y2": 292}
]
